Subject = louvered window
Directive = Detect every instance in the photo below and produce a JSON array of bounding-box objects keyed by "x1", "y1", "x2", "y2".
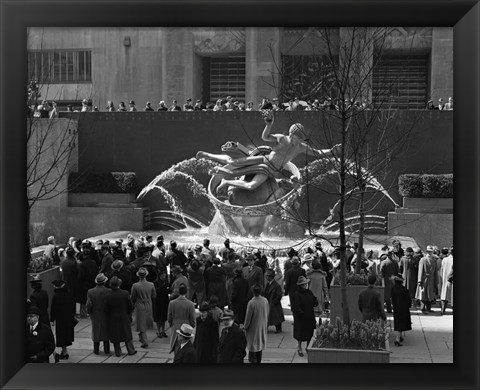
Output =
[
  {"x1": 372, "y1": 54, "x2": 429, "y2": 109},
  {"x1": 28, "y1": 50, "x2": 92, "y2": 84},
  {"x1": 207, "y1": 56, "x2": 245, "y2": 101}
]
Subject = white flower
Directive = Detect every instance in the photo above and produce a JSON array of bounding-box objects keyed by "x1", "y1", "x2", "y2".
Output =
[{"x1": 32, "y1": 331, "x2": 38, "y2": 336}]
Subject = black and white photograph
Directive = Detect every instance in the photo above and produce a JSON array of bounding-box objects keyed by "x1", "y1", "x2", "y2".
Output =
[{"x1": 25, "y1": 26, "x2": 454, "y2": 364}]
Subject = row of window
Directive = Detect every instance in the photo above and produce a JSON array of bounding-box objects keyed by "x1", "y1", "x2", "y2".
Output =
[{"x1": 27, "y1": 50, "x2": 429, "y2": 109}]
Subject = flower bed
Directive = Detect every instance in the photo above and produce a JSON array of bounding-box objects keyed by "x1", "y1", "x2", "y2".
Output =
[{"x1": 307, "y1": 319, "x2": 390, "y2": 363}]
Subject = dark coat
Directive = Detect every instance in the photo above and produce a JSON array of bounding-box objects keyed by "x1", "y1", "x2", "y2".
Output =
[
  {"x1": 284, "y1": 266, "x2": 306, "y2": 298},
  {"x1": 50, "y1": 287, "x2": 75, "y2": 347},
  {"x1": 104, "y1": 288, "x2": 134, "y2": 343},
  {"x1": 206, "y1": 265, "x2": 228, "y2": 308},
  {"x1": 291, "y1": 288, "x2": 316, "y2": 342},
  {"x1": 263, "y1": 279, "x2": 285, "y2": 326},
  {"x1": 77, "y1": 257, "x2": 98, "y2": 304},
  {"x1": 242, "y1": 265, "x2": 264, "y2": 293},
  {"x1": 231, "y1": 275, "x2": 250, "y2": 324},
  {"x1": 358, "y1": 286, "x2": 386, "y2": 322},
  {"x1": 153, "y1": 281, "x2": 170, "y2": 323},
  {"x1": 194, "y1": 315, "x2": 219, "y2": 363},
  {"x1": 30, "y1": 289, "x2": 50, "y2": 326},
  {"x1": 173, "y1": 340, "x2": 197, "y2": 363},
  {"x1": 99, "y1": 252, "x2": 114, "y2": 274},
  {"x1": 166, "y1": 248, "x2": 188, "y2": 275},
  {"x1": 27, "y1": 322, "x2": 55, "y2": 363},
  {"x1": 61, "y1": 257, "x2": 79, "y2": 295},
  {"x1": 217, "y1": 323, "x2": 247, "y2": 363},
  {"x1": 379, "y1": 255, "x2": 399, "y2": 302},
  {"x1": 105, "y1": 268, "x2": 132, "y2": 293},
  {"x1": 391, "y1": 283, "x2": 412, "y2": 332},
  {"x1": 399, "y1": 255, "x2": 419, "y2": 297},
  {"x1": 86, "y1": 285, "x2": 111, "y2": 342}
]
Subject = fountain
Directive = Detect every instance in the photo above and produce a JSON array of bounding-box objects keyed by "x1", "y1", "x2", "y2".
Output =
[{"x1": 137, "y1": 113, "x2": 398, "y2": 242}]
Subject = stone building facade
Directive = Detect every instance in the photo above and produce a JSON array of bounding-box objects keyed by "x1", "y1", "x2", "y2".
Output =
[{"x1": 27, "y1": 27, "x2": 452, "y2": 109}]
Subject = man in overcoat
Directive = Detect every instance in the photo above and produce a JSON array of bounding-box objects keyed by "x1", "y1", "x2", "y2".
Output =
[
  {"x1": 244, "y1": 284, "x2": 269, "y2": 363},
  {"x1": 206, "y1": 258, "x2": 228, "y2": 308},
  {"x1": 399, "y1": 247, "x2": 419, "y2": 302},
  {"x1": 99, "y1": 244, "x2": 114, "y2": 274},
  {"x1": 77, "y1": 247, "x2": 98, "y2": 318},
  {"x1": 27, "y1": 306, "x2": 55, "y2": 363},
  {"x1": 379, "y1": 246, "x2": 399, "y2": 313},
  {"x1": 104, "y1": 276, "x2": 137, "y2": 356},
  {"x1": 167, "y1": 284, "x2": 196, "y2": 353},
  {"x1": 263, "y1": 269, "x2": 285, "y2": 333},
  {"x1": 358, "y1": 274, "x2": 386, "y2": 322},
  {"x1": 86, "y1": 273, "x2": 111, "y2": 354},
  {"x1": 284, "y1": 256, "x2": 306, "y2": 304},
  {"x1": 415, "y1": 246, "x2": 438, "y2": 313},
  {"x1": 217, "y1": 309, "x2": 247, "y2": 363},
  {"x1": 173, "y1": 324, "x2": 197, "y2": 363},
  {"x1": 29, "y1": 278, "x2": 50, "y2": 327},
  {"x1": 242, "y1": 254, "x2": 264, "y2": 295},
  {"x1": 231, "y1": 268, "x2": 250, "y2": 325},
  {"x1": 194, "y1": 302, "x2": 219, "y2": 363},
  {"x1": 131, "y1": 267, "x2": 156, "y2": 348},
  {"x1": 440, "y1": 247, "x2": 453, "y2": 315}
]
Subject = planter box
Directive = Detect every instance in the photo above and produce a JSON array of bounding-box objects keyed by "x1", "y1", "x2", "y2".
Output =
[
  {"x1": 329, "y1": 285, "x2": 384, "y2": 323},
  {"x1": 69, "y1": 192, "x2": 137, "y2": 207},
  {"x1": 401, "y1": 197, "x2": 453, "y2": 213},
  {"x1": 307, "y1": 337, "x2": 390, "y2": 363},
  {"x1": 26, "y1": 266, "x2": 62, "y2": 304}
]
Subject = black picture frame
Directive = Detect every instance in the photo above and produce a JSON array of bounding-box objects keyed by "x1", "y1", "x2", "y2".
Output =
[{"x1": 1, "y1": 0, "x2": 478, "y2": 389}]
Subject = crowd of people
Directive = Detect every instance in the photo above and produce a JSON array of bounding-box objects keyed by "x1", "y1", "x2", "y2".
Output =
[
  {"x1": 29, "y1": 94, "x2": 454, "y2": 117},
  {"x1": 27, "y1": 234, "x2": 453, "y2": 364}
]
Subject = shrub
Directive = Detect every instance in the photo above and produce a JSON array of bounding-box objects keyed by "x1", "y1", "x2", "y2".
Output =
[
  {"x1": 333, "y1": 271, "x2": 382, "y2": 286},
  {"x1": 69, "y1": 172, "x2": 138, "y2": 193},
  {"x1": 399, "y1": 174, "x2": 453, "y2": 198},
  {"x1": 312, "y1": 318, "x2": 387, "y2": 350}
]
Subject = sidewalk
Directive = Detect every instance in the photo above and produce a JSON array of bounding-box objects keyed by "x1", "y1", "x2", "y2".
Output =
[{"x1": 58, "y1": 296, "x2": 452, "y2": 364}]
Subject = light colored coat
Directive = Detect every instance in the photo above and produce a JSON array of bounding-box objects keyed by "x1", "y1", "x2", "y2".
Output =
[
  {"x1": 167, "y1": 295, "x2": 196, "y2": 352},
  {"x1": 440, "y1": 255, "x2": 453, "y2": 301},
  {"x1": 415, "y1": 255, "x2": 438, "y2": 301},
  {"x1": 131, "y1": 279, "x2": 156, "y2": 332},
  {"x1": 244, "y1": 295, "x2": 269, "y2": 353},
  {"x1": 306, "y1": 269, "x2": 328, "y2": 313}
]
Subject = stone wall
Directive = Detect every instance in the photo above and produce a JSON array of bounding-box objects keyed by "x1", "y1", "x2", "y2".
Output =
[{"x1": 388, "y1": 197, "x2": 453, "y2": 248}]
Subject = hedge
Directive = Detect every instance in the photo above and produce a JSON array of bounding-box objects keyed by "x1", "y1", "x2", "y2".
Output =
[
  {"x1": 69, "y1": 172, "x2": 138, "y2": 193},
  {"x1": 399, "y1": 174, "x2": 453, "y2": 198}
]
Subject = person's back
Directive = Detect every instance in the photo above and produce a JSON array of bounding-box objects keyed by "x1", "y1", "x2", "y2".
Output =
[{"x1": 358, "y1": 274, "x2": 386, "y2": 322}]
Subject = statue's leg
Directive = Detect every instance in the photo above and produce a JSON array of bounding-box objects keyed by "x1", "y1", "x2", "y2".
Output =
[
  {"x1": 217, "y1": 173, "x2": 269, "y2": 192},
  {"x1": 196, "y1": 151, "x2": 232, "y2": 164}
]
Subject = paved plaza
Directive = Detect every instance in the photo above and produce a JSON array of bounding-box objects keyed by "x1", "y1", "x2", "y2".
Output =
[{"x1": 57, "y1": 296, "x2": 453, "y2": 364}]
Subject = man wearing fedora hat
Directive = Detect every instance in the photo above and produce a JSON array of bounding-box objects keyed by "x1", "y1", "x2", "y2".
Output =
[
  {"x1": 291, "y1": 276, "x2": 317, "y2": 357},
  {"x1": 77, "y1": 245, "x2": 99, "y2": 318},
  {"x1": 217, "y1": 309, "x2": 247, "y2": 363},
  {"x1": 399, "y1": 247, "x2": 419, "y2": 303},
  {"x1": 170, "y1": 265, "x2": 189, "y2": 300},
  {"x1": 379, "y1": 245, "x2": 399, "y2": 313},
  {"x1": 43, "y1": 235, "x2": 60, "y2": 267},
  {"x1": 173, "y1": 324, "x2": 197, "y2": 363},
  {"x1": 358, "y1": 274, "x2": 386, "y2": 323},
  {"x1": 231, "y1": 268, "x2": 250, "y2": 325},
  {"x1": 166, "y1": 240, "x2": 188, "y2": 279},
  {"x1": 168, "y1": 284, "x2": 196, "y2": 353},
  {"x1": 263, "y1": 269, "x2": 285, "y2": 333},
  {"x1": 27, "y1": 306, "x2": 55, "y2": 363},
  {"x1": 131, "y1": 267, "x2": 156, "y2": 348},
  {"x1": 86, "y1": 273, "x2": 111, "y2": 355},
  {"x1": 104, "y1": 276, "x2": 137, "y2": 357},
  {"x1": 244, "y1": 284, "x2": 269, "y2": 363},
  {"x1": 415, "y1": 245, "x2": 438, "y2": 314},
  {"x1": 284, "y1": 256, "x2": 306, "y2": 306},
  {"x1": 242, "y1": 254, "x2": 264, "y2": 297},
  {"x1": 99, "y1": 243, "x2": 114, "y2": 274},
  {"x1": 106, "y1": 260, "x2": 132, "y2": 292}
]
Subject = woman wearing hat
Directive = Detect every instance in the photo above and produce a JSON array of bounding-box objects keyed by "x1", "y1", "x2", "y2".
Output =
[
  {"x1": 306, "y1": 260, "x2": 329, "y2": 317},
  {"x1": 390, "y1": 274, "x2": 412, "y2": 346},
  {"x1": 194, "y1": 302, "x2": 219, "y2": 363},
  {"x1": 290, "y1": 276, "x2": 317, "y2": 357},
  {"x1": 29, "y1": 278, "x2": 50, "y2": 327},
  {"x1": 50, "y1": 280, "x2": 75, "y2": 362},
  {"x1": 27, "y1": 306, "x2": 55, "y2": 363}
]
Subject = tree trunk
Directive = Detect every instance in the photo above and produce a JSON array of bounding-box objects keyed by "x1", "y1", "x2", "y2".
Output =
[
  {"x1": 355, "y1": 185, "x2": 366, "y2": 274},
  {"x1": 338, "y1": 115, "x2": 350, "y2": 325}
]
